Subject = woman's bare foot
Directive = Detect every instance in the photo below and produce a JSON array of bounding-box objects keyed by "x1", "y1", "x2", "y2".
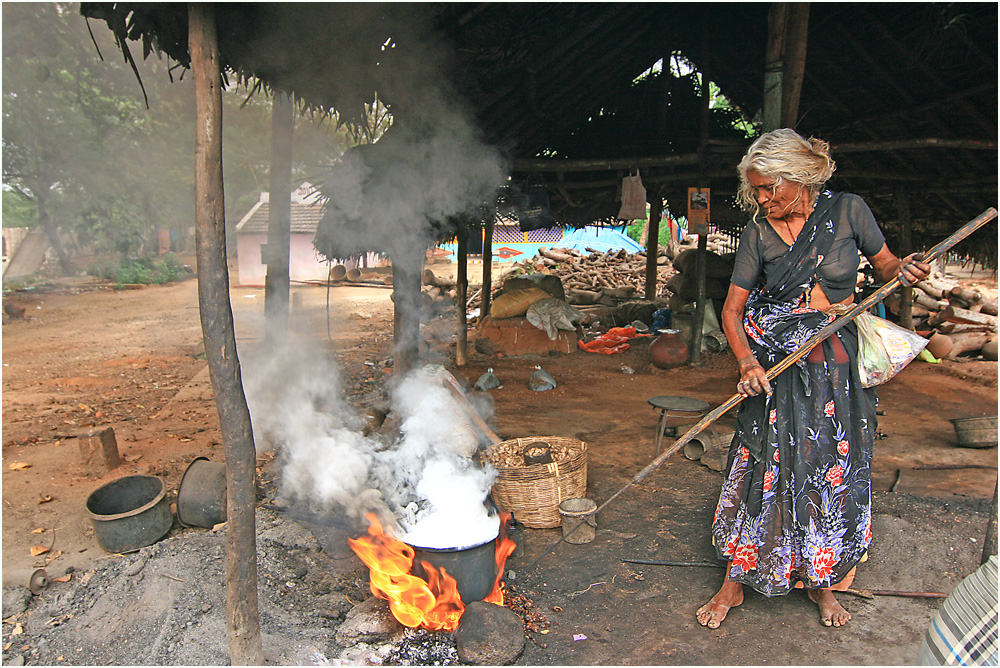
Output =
[
  {"x1": 808, "y1": 588, "x2": 851, "y2": 627},
  {"x1": 696, "y1": 579, "x2": 744, "y2": 629}
]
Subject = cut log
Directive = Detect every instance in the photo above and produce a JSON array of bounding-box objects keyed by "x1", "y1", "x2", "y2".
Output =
[
  {"x1": 946, "y1": 305, "x2": 998, "y2": 332},
  {"x1": 951, "y1": 286, "x2": 983, "y2": 305},
  {"x1": 980, "y1": 297, "x2": 998, "y2": 316},
  {"x1": 538, "y1": 248, "x2": 574, "y2": 263},
  {"x1": 982, "y1": 338, "x2": 998, "y2": 361},
  {"x1": 915, "y1": 278, "x2": 958, "y2": 300},
  {"x1": 914, "y1": 292, "x2": 949, "y2": 312},
  {"x1": 947, "y1": 332, "x2": 991, "y2": 358}
]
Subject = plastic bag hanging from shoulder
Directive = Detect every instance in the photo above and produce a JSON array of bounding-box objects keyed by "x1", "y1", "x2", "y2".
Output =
[{"x1": 618, "y1": 170, "x2": 647, "y2": 220}]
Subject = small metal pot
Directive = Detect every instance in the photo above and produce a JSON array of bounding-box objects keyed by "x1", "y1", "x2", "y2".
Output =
[
  {"x1": 409, "y1": 535, "x2": 499, "y2": 603},
  {"x1": 86, "y1": 475, "x2": 172, "y2": 553},
  {"x1": 176, "y1": 457, "x2": 227, "y2": 528}
]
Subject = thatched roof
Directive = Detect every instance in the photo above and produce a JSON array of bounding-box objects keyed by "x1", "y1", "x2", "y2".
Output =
[{"x1": 81, "y1": 3, "x2": 997, "y2": 265}]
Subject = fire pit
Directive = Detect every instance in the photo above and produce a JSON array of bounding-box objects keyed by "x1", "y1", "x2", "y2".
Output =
[{"x1": 411, "y1": 536, "x2": 499, "y2": 604}]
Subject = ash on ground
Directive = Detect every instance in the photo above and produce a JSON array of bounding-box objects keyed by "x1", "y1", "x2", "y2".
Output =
[{"x1": 384, "y1": 628, "x2": 460, "y2": 666}]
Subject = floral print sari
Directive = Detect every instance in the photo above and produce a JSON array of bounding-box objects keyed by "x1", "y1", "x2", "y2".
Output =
[{"x1": 711, "y1": 192, "x2": 877, "y2": 597}]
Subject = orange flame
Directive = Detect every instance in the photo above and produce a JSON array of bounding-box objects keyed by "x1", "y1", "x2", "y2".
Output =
[{"x1": 348, "y1": 512, "x2": 517, "y2": 631}]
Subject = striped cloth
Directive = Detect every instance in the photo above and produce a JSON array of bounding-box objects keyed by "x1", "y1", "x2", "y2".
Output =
[{"x1": 918, "y1": 556, "x2": 998, "y2": 666}]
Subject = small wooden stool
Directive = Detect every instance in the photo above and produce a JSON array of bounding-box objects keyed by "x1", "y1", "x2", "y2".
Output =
[{"x1": 647, "y1": 395, "x2": 709, "y2": 454}]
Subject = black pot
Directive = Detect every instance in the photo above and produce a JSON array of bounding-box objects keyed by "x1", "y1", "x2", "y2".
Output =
[
  {"x1": 86, "y1": 475, "x2": 172, "y2": 553},
  {"x1": 410, "y1": 536, "x2": 498, "y2": 603}
]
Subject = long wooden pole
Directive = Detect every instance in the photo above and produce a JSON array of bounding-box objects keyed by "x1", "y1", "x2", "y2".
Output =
[
  {"x1": 189, "y1": 5, "x2": 264, "y2": 664},
  {"x1": 525, "y1": 208, "x2": 998, "y2": 564},
  {"x1": 644, "y1": 189, "x2": 662, "y2": 300},
  {"x1": 480, "y1": 218, "x2": 494, "y2": 322}
]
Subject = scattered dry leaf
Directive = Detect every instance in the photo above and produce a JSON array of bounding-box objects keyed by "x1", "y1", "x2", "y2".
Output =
[
  {"x1": 2, "y1": 642, "x2": 11, "y2": 651},
  {"x1": 2, "y1": 615, "x2": 18, "y2": 624},
  {"x1": 30, "y1": 544, "x2": 50, "y2": 557},
  {"x1": 45, "y1": 549, "x2": 63, "y2": 562},
  {"x1": 31, "y1": 527, "x2": 46, "y2": 534},
  {"x1": 211, "y1": 521, "x2": 227, "y2": 533},
  {"x1": 77, "y1": 403, "x2": 92, "y2": 412},
  {"x1": 12, "y1": 623, "x2": 23, "y2": 635},
  {"x1": 9, "y1": 462, "x2": 30, "y2": 471},
  {"x1": 51, "y1": 574, "x2": 72, "y2": 583},
  {"x1": 38, "y1": 494, "x2": 53, "y2": 504},
  {"x1": 123, "y1": 454, "x2": 142, "y2": 463}
]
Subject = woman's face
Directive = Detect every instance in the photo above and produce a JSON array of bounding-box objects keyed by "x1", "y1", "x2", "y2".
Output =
[{"x1": 747, "y1": 170, "x2": 806, "y2": 219}]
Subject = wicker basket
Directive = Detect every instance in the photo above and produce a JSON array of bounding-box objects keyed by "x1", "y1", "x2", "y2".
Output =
[{"x1": 482, "y1": 436, "x2": 587, "y2": 528}]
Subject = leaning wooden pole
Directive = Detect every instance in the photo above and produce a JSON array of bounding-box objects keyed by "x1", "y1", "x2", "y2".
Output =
[
  {"x1": 189, "y1": 5, "x2": 264, "y2": 664},
  {"x1": 527, "y1": 208, "x2": 998, "y2": 559},
  {"x1": 644, "y1": 189, "x2": 662, "y2": 300}
]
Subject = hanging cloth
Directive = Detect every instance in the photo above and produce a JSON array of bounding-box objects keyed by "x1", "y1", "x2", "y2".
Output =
[{"x1": 617, "y1": 170, "x2": 647, "y2": 220}]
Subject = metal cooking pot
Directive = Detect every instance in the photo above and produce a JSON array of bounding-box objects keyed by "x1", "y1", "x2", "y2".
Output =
[
  {"x1": 86, "y1": 475, "x2": 172, "y2": 553},
  {"x1": 409, "y1": 536, "x2": 499, "y2": 604}
]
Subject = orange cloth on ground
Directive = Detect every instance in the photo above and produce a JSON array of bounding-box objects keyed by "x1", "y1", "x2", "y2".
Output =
[{"x1": 579, "y1": 326, "x2": 647, "y2": 354}]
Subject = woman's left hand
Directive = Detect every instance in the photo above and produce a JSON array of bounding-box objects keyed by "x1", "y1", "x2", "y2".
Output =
[{"x1": 898, "y1": 253, "x2": 931, "y2": 286}]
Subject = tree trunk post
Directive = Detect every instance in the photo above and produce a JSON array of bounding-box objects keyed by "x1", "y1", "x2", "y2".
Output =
[
  {"x1": 265, "y1": 91, "x2": 294, "y2": 344},
  {"x1": 189, "y1": 5, "x2": 264, "y2": 665},
  {"x1": 392, "y1": 248, "x2": 422, "y2": 378},
  {"x1": 480, "y1": 217, "x2": 494, "y2": 322},
  {"x1": 456, "y1": 225, "x2": 469, "y2": 366},
  {"x1": 645, "y1": 189, "x2": 662, "y2": 300},
  {"x1": 763, "y1": 3, "x2": 788, "y2": 132},
  {"x1": 690, "y1": 232, "x2": 708, "y2": 365},
  {"x1": 781, "y1": 3, "x2": 810, "y2": 128},
  {"x1": 983, "y1": 480, "x2": 998, "y2": 565},
  {"x1": 896, "y1": 189, "x2": 914, "y2": 329}
]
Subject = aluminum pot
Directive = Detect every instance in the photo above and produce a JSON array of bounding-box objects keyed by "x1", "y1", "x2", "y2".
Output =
[
  {"x1": 409, "y1": 536, "x2": 499, "y2": 603},
  {"x1": 85, "y1": 475, "x2": 172, "y2": 553},
  {"x1": 176, "y1": 457, "x2": 227, "y2": 528}
]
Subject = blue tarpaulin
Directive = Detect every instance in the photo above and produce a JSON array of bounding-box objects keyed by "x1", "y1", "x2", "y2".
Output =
[{"x1": 558, "y1": 226, "x2": 644, "y2": 254}]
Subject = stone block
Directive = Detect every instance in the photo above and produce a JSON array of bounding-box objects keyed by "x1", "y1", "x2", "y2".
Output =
[
  {"x1": 474, "y1": 316, "x2": 577, "y2": 356},
  {"x1": 77, "y1": 426, "x2": 121, "y2": 473},
  {"x1": 455, "y1": 601, "x2": 525, "y2": 665}
]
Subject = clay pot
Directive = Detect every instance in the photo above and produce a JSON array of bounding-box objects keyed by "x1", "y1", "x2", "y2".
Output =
[
  {"x1": 925, "y1": 332, "x2": 953, "y2": 359},
  {"x1": 650, "y1": 329, "x2": 689, "y2": 369}
]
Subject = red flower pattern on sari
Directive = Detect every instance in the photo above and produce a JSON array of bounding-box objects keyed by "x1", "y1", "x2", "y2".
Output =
[
  {"x1": 837, "y1": 440, "x2": 849, "y2": 455},
  {"x1": 733, "y1": 543, "x2": 758, "y2": 572},
  {"x1": 812, "y1": 547, "x2": 836, "y2": 581},
  {"x1": 826, "y1": 465, "x2": 844, "y2": 487},
  {"x1": 763, "y1": 469, "x2": 775, "y2": 492},
  {"x1": 768, "y1": 409, "x2": 776, "y2": 425},
  {"x1": 740, "y1": 446, "x2": 749, "y2": 462},
  {"x1": 824, "y1": 400, "x2": 835, "y2": 417}
]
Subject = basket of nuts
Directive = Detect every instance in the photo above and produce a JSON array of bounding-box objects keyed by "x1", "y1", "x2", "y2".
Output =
[{"x1": 481, "y1": 436, "x2": 587, "y2": 528}]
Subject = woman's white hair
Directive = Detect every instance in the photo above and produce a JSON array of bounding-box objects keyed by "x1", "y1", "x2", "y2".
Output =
[{"x1": 737, "y1": 128, "x2": 836, "y2": 216}]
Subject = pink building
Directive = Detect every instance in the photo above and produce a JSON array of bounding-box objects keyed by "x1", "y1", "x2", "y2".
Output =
[{"x1": 233, "y1": 183, "x2": 330, "y2": 287}]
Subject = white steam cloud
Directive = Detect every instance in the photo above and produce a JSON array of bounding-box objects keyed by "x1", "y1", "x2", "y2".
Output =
[{"x1": 242, "y1": 346, "x2": 498, "y2": 548}]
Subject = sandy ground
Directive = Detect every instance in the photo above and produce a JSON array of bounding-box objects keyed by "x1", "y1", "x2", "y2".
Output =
[{"x1": 1, "y1": 260, "x2": 997, "y2": 665}]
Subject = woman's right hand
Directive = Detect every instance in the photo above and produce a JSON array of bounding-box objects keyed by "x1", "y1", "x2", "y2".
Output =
[{"x1": 737, "y1": 355, "x2": 772, "y2": 397}]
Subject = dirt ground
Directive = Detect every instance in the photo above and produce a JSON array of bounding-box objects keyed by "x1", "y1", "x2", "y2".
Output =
[{"x1": 2, "y1": 260, "x2": 997, "y2": 665}]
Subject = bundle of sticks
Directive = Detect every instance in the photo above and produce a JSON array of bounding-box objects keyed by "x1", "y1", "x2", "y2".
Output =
[{"x1": 884, "y1": 269, "x2": 998, "y2": 360}]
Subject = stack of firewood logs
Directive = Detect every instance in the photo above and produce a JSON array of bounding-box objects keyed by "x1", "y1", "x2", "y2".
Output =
[
  {"x1": 884, "y1": 270, "x2": 998, "y2": 360},
  {"x1": 466, "y1": 246, "x2": 677, "y2": 310}
]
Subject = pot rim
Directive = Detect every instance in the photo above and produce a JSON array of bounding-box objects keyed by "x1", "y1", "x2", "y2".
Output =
[
  {"x1": 86, "y1": 474, "x2": 167, "y2": 522},
  {"x1": 406, "y1": 528, "x2": 500, "y2": 553}
]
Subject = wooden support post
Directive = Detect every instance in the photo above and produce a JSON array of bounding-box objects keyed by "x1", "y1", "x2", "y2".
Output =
[
  {"x1": 456, "y1": 225, "x2": 469, "y2": 366},
  {"x1": 896, "y1": 190, "x2": 914, "y2": 329},
  {"x1": 480, "y1": 218, "x2": 494, "y2": 322},
  {"x1": 265, "y1": 91, "x2": 293, "y2": 344},
  {"x1": 763, "y1": 3, "x2": 788, "y2": 132},
  {"x1": 78, "y1": 427, "x2": 120, "y2": 473},
  {"x1": 189, "y1": 5, "x2": 263, "y2": 664},
  {"x1": 645, "y1": 190, "x2": 662, "y2": 300},
  {"x1": 781, "y1": 3, "x2": 810, "y2": 127},
  {"x1": 691, "y1": 233, "x2": 708, "y2": 364},
  {"x1": 392, "y1": 250, "x2": 422, "y2": 379}
]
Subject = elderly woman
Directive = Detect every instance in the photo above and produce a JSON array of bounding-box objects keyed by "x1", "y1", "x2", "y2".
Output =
[{"x1": 697, "y1": 129, "x2": 930, "y2": 629}]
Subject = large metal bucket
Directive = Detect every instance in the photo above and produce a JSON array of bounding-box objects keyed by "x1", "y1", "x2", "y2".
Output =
[
  {"x1": 951, "y1": 416, "x2": 998, "y2": 448},
  {"x1": 86, "y1": 475, "x2": 172, "y2": 553},
  {"x1": 176, "y1": 457, "x2": 228, "y2": 528}
]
